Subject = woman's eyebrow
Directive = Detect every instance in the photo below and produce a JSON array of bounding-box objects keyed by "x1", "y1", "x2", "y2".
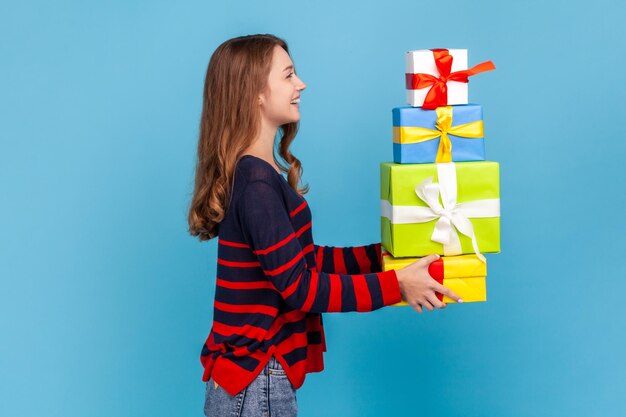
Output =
[{"x1": 283, "y1": 65, "x2": 294, "y2": 72}]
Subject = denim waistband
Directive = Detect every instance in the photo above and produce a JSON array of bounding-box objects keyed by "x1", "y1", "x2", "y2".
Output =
[{"x1": 266, "y1": 355, "x2": 283, "y2": 372}]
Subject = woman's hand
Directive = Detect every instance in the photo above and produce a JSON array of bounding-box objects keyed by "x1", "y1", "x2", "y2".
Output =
[{"x1": 395, "y1": 254, "x2": 463, "y2": 313}]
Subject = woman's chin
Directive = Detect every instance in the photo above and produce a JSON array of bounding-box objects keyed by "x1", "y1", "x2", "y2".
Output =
[{"x1": 285, "y1": 115, "x2": 301, "y2": 124}]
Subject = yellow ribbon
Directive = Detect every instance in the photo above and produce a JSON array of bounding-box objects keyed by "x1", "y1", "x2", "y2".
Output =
[{"x1": 392, "y1": 106, "x2": 484, "y2": 163}]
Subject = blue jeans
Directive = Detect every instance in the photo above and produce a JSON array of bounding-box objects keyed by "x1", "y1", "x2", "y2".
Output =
[{"x1": 204, "y1": 355, "x2": 298, "y2": 417}]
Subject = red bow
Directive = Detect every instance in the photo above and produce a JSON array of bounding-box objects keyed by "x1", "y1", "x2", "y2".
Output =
[{"x1": 405, "y1": 49, "x2": 495, "y2": 109}]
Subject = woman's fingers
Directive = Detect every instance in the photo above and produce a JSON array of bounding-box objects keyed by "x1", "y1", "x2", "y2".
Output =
[
  {"x1": 416, "y1": 253, "x2": 440, "y2": 268},
  {"x1": 426, "y1": 293, "x2": 446, "y2": 309},
  {"x1": 410, "y1": 295, "x2": 449, "y2": 314},
  {"x1": 403, "y1": 253, "x2": 464, "y2": 313},
  {"x1": 421, "y1": 299, "x2": 435, "y2": 312},
  {"x1": 433, "y1": 282, "x2": 463, "y2": 303},
  {"x1": 410, "y1": 302, "x2": 423, "y2": 314}
]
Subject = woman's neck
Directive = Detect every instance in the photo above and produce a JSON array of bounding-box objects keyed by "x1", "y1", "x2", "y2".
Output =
[{"x1": 244, "y1": 121, "x2": 281, "y2": 173}]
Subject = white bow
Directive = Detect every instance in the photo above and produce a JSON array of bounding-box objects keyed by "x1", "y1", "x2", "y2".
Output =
[{"x1": 381, "y1": 163, "x2": 499, "y2": 262}]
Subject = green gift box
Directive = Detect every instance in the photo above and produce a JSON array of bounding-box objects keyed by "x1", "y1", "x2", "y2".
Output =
[{"x1": 380, "y1": 161, "x2": 500, "y2": 259}]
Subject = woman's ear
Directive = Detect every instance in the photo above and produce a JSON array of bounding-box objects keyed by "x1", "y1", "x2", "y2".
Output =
[{"x1": 258, "y1": 88, "x2": 269, "y2": 106}]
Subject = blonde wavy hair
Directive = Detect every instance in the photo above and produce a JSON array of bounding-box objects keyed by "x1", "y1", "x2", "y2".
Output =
[{"x1": 188, "y1": 34, "x2": 309, "y2": 241}]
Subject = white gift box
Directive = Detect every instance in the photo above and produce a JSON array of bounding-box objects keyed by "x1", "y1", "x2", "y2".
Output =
[{"x1": 405, "y1": 49, "x2": 469, "y2": 108}]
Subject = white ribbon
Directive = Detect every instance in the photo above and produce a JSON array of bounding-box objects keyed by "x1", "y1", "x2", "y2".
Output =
[{"x1": 381, "y1": 162, "x2": 499, "y2": 262}]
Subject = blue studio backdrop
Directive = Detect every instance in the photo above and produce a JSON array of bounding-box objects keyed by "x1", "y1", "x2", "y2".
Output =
[{"x1": 2, "y1": 0, "x2": 625, "y2": 416}]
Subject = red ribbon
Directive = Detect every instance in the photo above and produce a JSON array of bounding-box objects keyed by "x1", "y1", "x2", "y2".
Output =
[
  {"x1": 428, "y1": 259, "x2": 445, "y2": 301},
  {"x1": 405, "y1": 49, "x2": 495, "y2": 109}
]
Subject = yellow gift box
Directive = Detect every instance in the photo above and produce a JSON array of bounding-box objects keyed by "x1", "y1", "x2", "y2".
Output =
[{"x1": 382, "y1": 251, "x2": 487, "y2": 305}]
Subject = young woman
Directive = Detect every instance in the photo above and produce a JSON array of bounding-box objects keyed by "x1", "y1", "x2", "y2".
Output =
[{"x1": 188, "y1": 34, "x2": 462, "y2": 417}]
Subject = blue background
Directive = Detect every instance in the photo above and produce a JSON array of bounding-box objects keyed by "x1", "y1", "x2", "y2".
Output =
[{"x1": 2, "y1": 0, "x2": 625, "y2": 416}]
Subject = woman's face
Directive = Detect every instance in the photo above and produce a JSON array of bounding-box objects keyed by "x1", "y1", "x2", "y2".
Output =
[{"x1": 259, "y1": 45, "x2": 306, "y2": 127}]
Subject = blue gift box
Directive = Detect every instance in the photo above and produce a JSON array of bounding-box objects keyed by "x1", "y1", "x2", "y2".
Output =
[{"x1": 392, "y1": 104, "x2": 486, "y2": 164}]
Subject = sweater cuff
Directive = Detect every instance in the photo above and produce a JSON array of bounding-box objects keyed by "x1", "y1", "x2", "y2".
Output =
[
  {"x1": 374, "y1": 242, "x2": 383, "y2": 269},
  {"x1": 379, "y1": 269, "x2": 402, "y2": 306}
]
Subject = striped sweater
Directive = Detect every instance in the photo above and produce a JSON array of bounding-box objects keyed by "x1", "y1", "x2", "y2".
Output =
[{"x1": 200, "y1": 154, "x2": 402, "y2": 396}]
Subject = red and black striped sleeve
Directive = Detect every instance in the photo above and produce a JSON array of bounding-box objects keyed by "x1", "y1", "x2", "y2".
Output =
[
  {"x1": 238, "y1": 180, "x2": 402, "y2": 313},
  {"x1": 313, "y1": 243, "x2": 384, "y2": 274}
]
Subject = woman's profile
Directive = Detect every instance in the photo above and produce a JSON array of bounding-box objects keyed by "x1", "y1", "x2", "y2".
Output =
[{"x1": 188, "y1": 33, "x2": 461, "y2": 417}]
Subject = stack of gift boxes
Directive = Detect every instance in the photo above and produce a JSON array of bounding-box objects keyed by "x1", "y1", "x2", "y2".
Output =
[{"x1": 380, "y1": 48, "x2": 500, "y2": 306}]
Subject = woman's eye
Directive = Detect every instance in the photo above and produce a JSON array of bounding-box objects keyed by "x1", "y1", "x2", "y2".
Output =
[{"x1": 287, "y1": 71, "x2": 294, "y2": 78}]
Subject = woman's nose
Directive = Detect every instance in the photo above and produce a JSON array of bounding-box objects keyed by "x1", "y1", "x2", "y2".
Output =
[{"x1": 296, "y1": 75, "x2": 306, "y2": 90}]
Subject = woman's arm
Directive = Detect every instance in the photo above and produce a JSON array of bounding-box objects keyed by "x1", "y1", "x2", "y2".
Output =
[
  {"x1": 313, "y1": 243, "x2": 384, "y2": 275},
  {"x1": 238, "y1": 180, "x2": 402, "y2": 313}
]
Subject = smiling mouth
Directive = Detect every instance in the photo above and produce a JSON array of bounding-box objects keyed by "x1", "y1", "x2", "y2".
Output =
[{"x1": 290, "y1": 98, "x2": 300, "y2": 104}]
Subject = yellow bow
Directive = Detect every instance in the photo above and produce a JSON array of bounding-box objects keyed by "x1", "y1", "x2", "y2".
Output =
[{"x1": 392, "y1": 106, "x2": 484, "y2": 163}]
